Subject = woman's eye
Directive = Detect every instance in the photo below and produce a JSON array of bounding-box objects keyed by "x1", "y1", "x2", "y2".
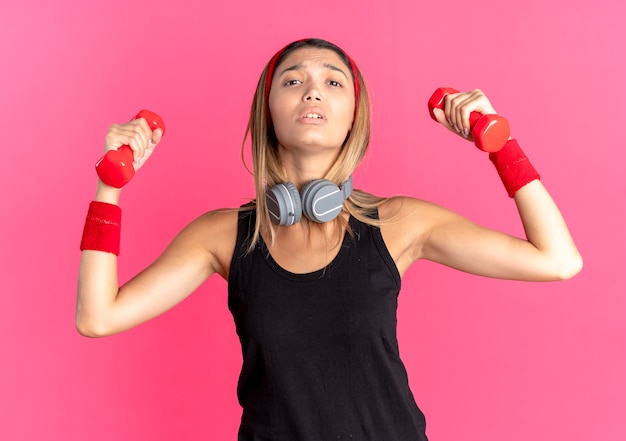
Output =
[
  {"x1": 328, "y1": 80, "x2": 342, "y2": 87},
  {"x1": 284, "y1": 79, "x2": 301, "y2": 86}
]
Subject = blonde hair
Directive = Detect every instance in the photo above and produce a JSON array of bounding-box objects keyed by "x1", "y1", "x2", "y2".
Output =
[{"x1": 241, "y1": 39, "x2": 387, "y2": 252}]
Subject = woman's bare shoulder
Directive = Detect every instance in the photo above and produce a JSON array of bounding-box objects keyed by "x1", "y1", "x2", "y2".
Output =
[
  {"x1": 377, "y1": 196, "x2": 451, "y2": 274},
  {"x1": 378, "y1": 195, "x2": 442, "y2": 222},
  {"x1": 173, "y1": 206, "x2": 247, "y2": 279}
]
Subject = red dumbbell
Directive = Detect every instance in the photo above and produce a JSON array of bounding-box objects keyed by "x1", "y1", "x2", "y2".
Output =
[
  {"x1": 428, "y1": 87, "x2": 510, "y2": 152},
  {"x1": 95, "y1": 110, "x2": 165, "y2": 188}
]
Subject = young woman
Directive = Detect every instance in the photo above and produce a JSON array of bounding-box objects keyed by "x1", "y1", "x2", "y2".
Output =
[{"x1": 77, "y1": 38, "x2": 582, "y2": 440}]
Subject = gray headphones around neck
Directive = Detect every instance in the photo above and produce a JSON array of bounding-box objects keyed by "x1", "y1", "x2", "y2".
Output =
[{"x1": 266, "y1": 176, "x2": 353, "y2": 226}]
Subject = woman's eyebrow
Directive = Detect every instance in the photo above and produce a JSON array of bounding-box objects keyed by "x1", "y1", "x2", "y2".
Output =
[
  {"x1": 277, "y1": 64, "x2": 303, "y2": 77},
  {"x1": 277, "y1": 63, "x2": 349, "y2": 80},
  {"x1": 324, "y1": 64, "x2": 349, "y2": 80}
]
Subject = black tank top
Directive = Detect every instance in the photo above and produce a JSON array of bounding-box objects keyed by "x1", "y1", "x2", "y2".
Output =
[{"x1": 228, "y1": 207, "x2": 428, "y2": 441}]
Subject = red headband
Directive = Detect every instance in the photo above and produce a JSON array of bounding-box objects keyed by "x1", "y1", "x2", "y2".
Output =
[{"x1": 264, "y1": 41, "x2": 360, "y2": 110}]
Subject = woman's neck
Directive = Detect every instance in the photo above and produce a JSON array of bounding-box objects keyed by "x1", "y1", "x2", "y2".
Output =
[{"x1": 277, "y1": 144, "x2": 341, "y2": 188}]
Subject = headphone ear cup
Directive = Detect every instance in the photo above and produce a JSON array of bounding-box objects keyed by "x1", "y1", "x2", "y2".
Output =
[
  {"x1": 301, "y1": 179, "x2": 345, "y2": 223},
  {"x1": 266, "y1": 182, "x2": 302, "y2": 226}
]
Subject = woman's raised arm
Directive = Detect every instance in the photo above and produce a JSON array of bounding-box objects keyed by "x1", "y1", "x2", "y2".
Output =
[
  {"x1": 382, "y1": 89, "x2": 582, "y2": 281},
  {"x1": 76, "y1": 115, "x2": 237, "y2": 337}
]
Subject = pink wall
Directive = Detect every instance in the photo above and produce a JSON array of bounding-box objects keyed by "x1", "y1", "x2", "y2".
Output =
[{"x1": 1, "y1": 0, "x2": 624, "y2": 440}]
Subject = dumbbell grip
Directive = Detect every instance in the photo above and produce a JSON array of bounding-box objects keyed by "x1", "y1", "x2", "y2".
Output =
[
  {"x1": 428, "y1": 87, "x2": 486, "y2": 128},
  {"x1": 95, "y1": 110, "x2": 165, "y2": 188},
  {"x1": 468, "y1": 111, "x2": 482, "y2": 130},
  {"x1": 428, "y1": 87, "x2": 510, "y2": 152}
]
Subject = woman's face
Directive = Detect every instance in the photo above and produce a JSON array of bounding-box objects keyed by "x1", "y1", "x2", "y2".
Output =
[{"x1": 268, "y1": 47, "x2": 356, "y2": 155}]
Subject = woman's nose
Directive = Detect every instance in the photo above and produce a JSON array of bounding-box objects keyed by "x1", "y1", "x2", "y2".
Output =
[{"x1": 303, "y1": 85, "x2": 322, "y2": 102}]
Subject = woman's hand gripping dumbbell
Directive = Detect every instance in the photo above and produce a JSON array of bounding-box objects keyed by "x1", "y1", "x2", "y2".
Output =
[
  {"x1": 428, "y1": 88, "x2": 510, "y2": 152},
  {"x1": 95, "y1": 110, "x2": 165, "y2": 188}
]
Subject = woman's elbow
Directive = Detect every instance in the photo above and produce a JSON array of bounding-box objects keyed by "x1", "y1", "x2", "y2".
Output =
[
  {"x1": 76, "y1": 322, "x2": 103, "y2": 338},
  {"x1": 75, "y1": 314, "x2": 113, "y2": 338},
  {"x1": 551, "y1": 252, "x2": 584, "y2": 281}
]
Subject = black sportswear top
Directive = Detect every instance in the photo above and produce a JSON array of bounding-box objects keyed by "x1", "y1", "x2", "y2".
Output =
[{"x1": 228, "y1": 207, "x2": 428, "y2": 441}]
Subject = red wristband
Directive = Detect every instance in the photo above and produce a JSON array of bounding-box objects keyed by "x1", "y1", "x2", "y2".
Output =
[
  {"x1": 80, "y1": 201, "x2": 122, "y2": 255},
  {"x1": 489, "y1": 139, "x2": 540, "y2": 197}
]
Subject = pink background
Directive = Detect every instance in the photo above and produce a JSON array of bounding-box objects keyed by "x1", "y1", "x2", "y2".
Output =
[{"x1": 1, "y1": 1, "x2": 624, "y2": 440}]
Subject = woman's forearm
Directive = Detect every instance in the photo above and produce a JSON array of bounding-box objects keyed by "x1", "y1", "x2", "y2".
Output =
[
  {"x1": 76, "y1": 181, "x2": 122, "y2": 337},
  {"x1": 513, "y1": 179, "x2": 583, "y2": 279}
]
